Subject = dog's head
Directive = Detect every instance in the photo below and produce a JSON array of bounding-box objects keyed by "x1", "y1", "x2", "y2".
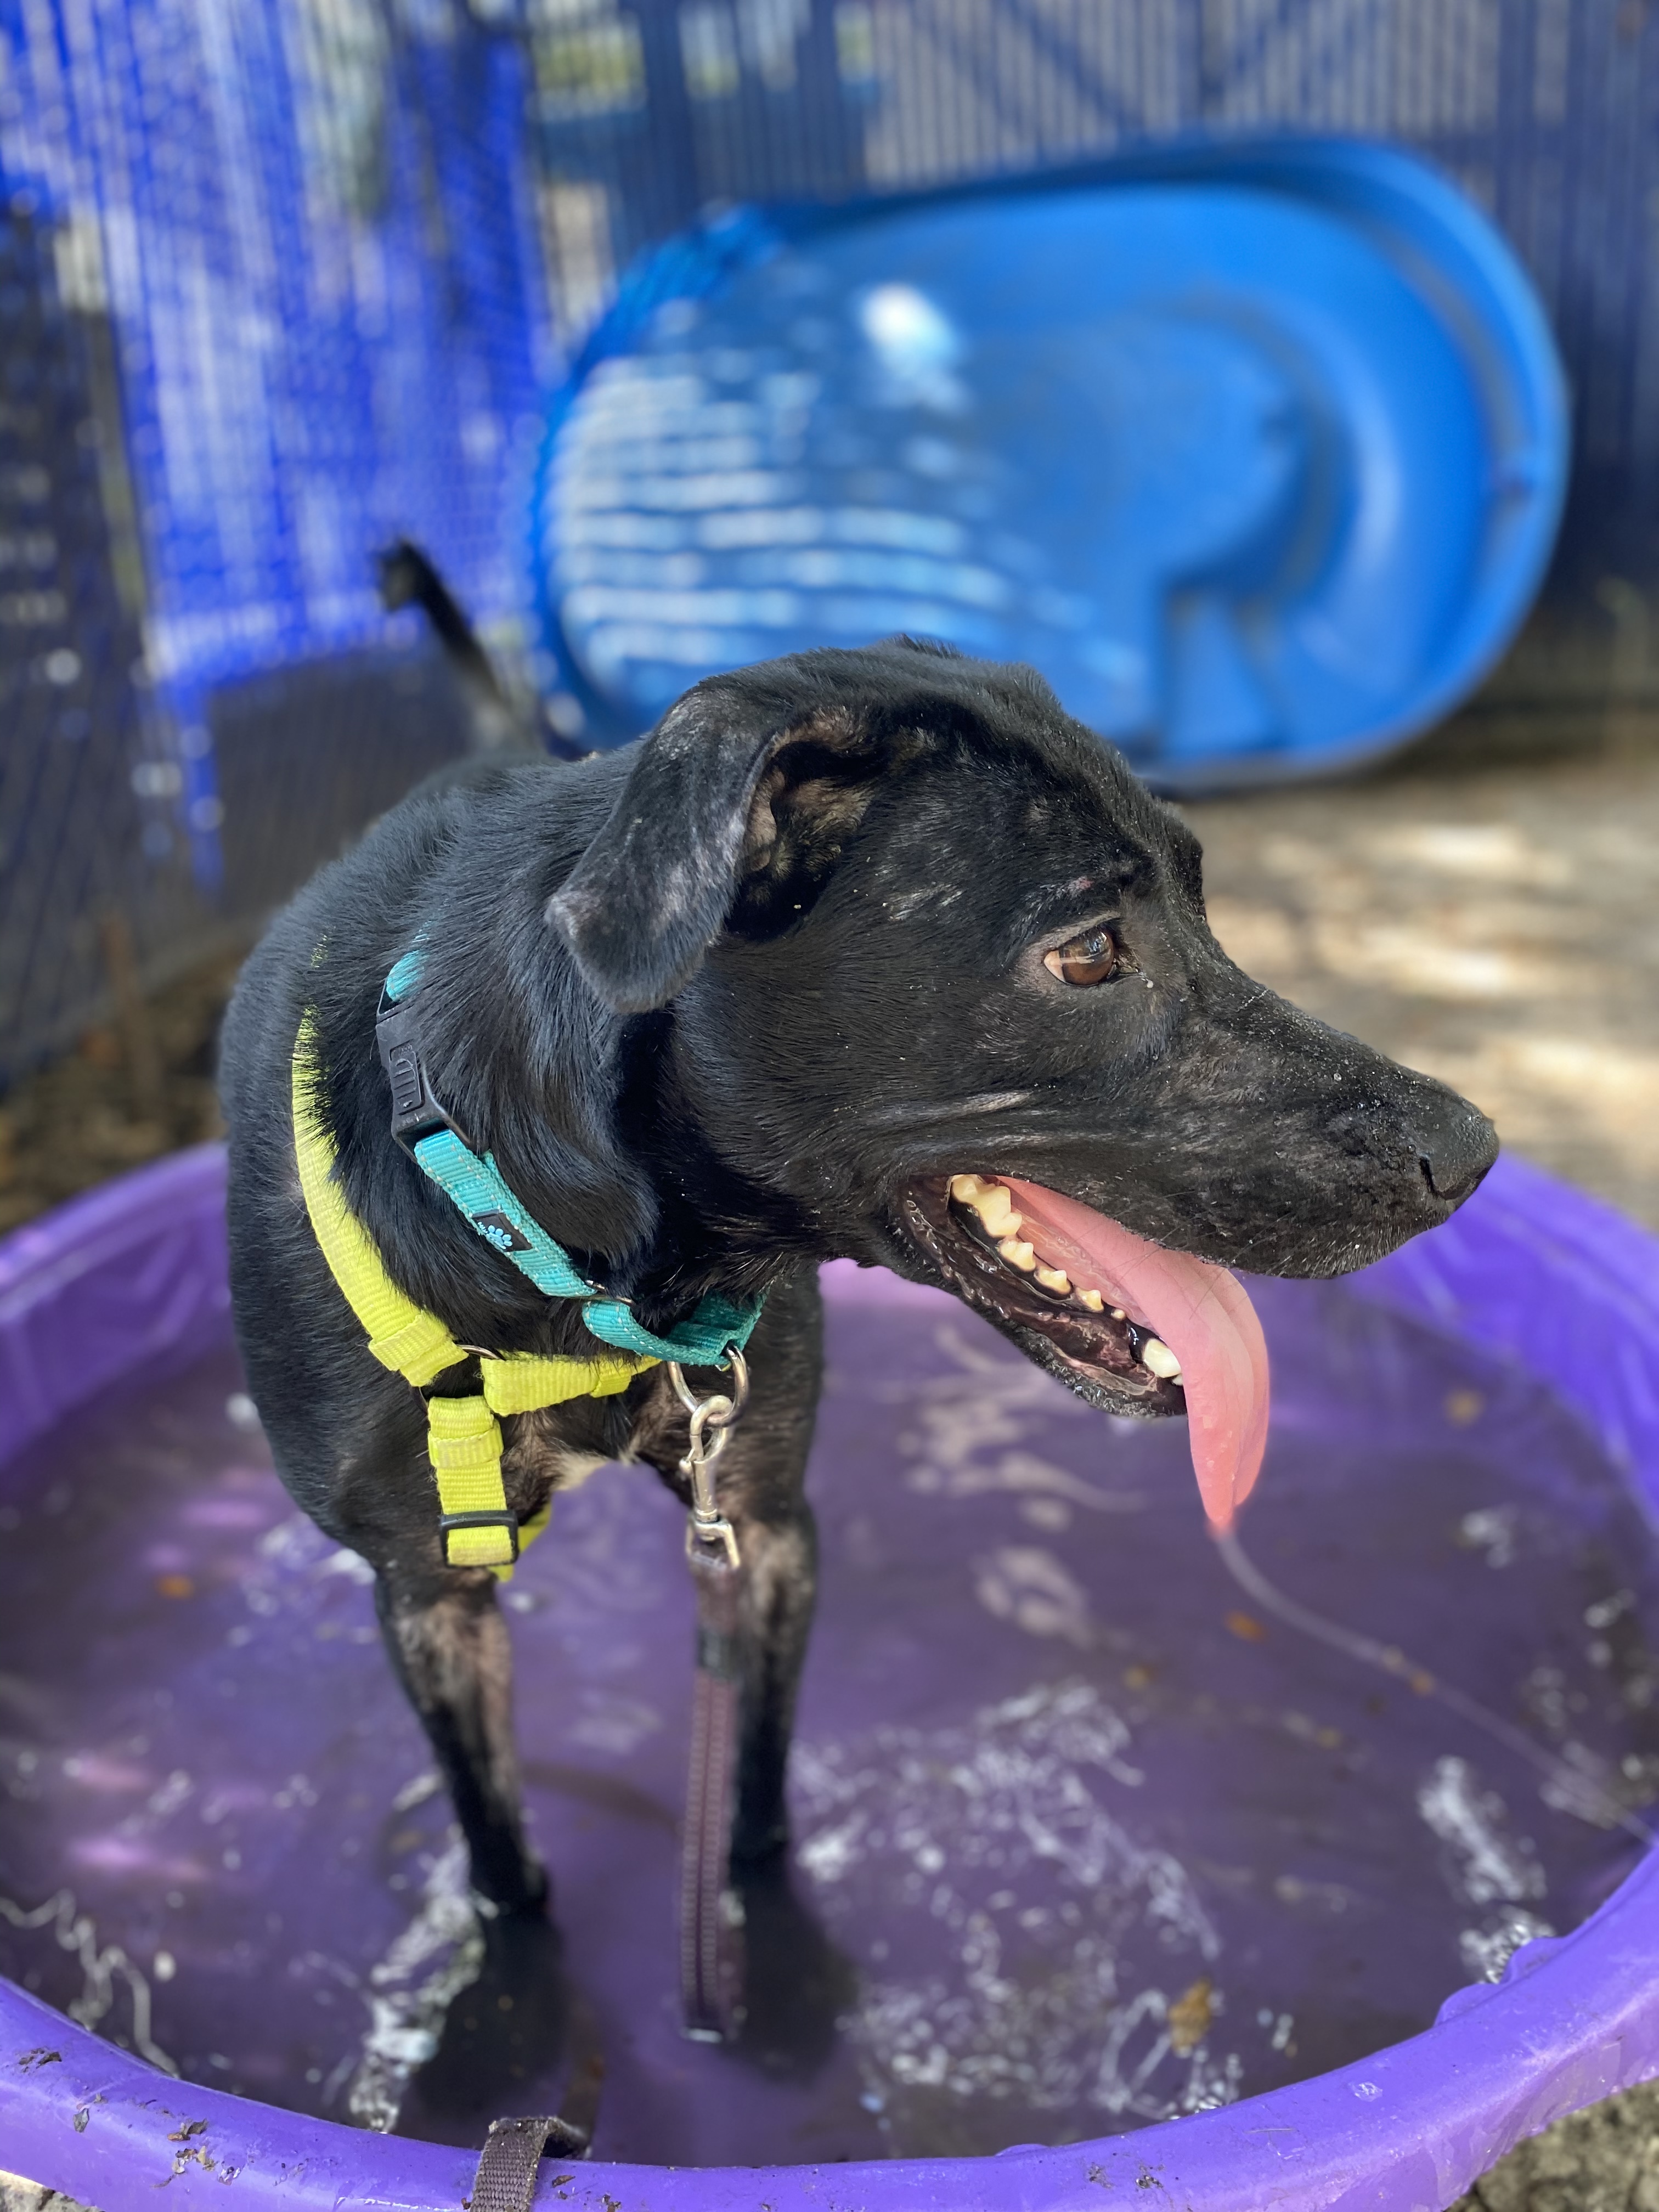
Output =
[{"x1": 549, "y1": 640, "x2": 1497, "y2": 1525}]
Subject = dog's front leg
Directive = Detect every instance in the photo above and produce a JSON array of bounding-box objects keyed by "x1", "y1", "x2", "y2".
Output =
[
  {"x1": 719, "y1": 1270, "x2": 825, "y2": 1864},
  {"x1": 374, "y1": 1564, "x2": 548, "y2": 1916},
  {"x1": 640, "y1": 1267, "x2": 825, "y2": 1865},
  {"x1": 727, "y1": 1457, "x2": 819, "y2": 1867}
]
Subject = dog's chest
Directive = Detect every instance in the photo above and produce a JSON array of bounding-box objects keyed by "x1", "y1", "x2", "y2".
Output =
[{"x1": 501, "y1": 1403, "x2": 615, "y2": 1502}]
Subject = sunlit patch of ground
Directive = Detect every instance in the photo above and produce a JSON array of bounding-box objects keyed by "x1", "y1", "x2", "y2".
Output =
[{"x1": 1190, "y1": 742, "x2": 1659, "y2": 1231}]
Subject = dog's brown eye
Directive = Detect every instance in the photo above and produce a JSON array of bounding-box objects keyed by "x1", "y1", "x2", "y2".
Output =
[{"x1": 1044, "y1": 927, "x2": 1121, "y2": 986}]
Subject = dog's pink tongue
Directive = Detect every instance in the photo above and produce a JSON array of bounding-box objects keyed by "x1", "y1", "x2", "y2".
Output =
[{"x1": 1002, "y1": 1180, "x2": 1270, "y2": 1530}]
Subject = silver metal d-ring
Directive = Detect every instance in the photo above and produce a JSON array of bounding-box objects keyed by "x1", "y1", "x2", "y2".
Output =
[{"x1": 669, "y1": 1346, "x2": 749, "y2": 1426}]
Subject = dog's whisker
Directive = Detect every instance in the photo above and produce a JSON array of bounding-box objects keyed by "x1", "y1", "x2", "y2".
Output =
[{"x1": 863, "y1": 1090, "x2": 1041, "y2": 1127}]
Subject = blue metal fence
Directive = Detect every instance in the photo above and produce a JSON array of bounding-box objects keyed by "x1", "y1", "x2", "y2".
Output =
[{"x1": 3, "y1": 0, "x2": 1657, "y2": 1082}]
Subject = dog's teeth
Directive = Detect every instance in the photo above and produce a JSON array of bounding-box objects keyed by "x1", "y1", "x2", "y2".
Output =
[
  {"x1": 1076, "y1": 1288, "x2": 1104, "y2": 1312},
  {"x1": 1110, "y1": 1307, "x2": 1126, "y2": 1322},
  {"x1": 950, "y1": 1173, "x2": 1022, "y2": 1237},
  {"x1": 1140, "y1": 1336, "x2": 1182, "y2": 1381},
  {"x1": 997, "y1": 1237, "x2": 1037, "y2": 1272},
  {"x1": 978, "y1": 1190, "x2": 1020, "y2": 1236},
  {"x1": 1035, "y1": 1264, "x2": 1071, "y2": 1294}
]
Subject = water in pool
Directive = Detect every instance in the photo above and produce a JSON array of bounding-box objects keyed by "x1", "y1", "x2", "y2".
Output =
[{"x1": 2, "y1": 1272, "x2": 1656, "y2": 2165}]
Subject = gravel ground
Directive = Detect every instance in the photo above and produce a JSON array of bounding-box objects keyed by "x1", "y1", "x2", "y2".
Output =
[
  {"x1": 1, "y1": 726, "x2": 1655, "y2": 2205},
  {"x1": 1448, "y1": 2078, "x2": 1659, "y2": 2212}
]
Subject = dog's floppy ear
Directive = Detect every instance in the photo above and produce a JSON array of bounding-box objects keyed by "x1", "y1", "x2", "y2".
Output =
[{"x1": 549, "y1": 670, "x2": 869, "y2": 1012}]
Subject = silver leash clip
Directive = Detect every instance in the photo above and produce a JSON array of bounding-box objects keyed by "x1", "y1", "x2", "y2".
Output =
[{"x1": 668, "y1": 1348, "x2": 749, "y2": 1570}]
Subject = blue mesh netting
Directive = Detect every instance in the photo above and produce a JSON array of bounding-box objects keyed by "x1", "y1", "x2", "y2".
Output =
[
  {"x1": 0, "y1": 0, "x2": 548, "y2": 746},
  {"x1": 0, "y1": 0, "x2": 549, "y2": 1076}
]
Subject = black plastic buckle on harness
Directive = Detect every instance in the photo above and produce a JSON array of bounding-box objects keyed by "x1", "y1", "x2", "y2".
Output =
[
  {"x1": 375, "y1": 986, "x2": 475, "y2": 1158},
  {"x1": 439, "y1": 1508, "x2": 522, "y2": 1565}
]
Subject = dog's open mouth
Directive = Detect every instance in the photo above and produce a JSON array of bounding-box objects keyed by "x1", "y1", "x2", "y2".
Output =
[{"x1": 899, "y1": 1173, "x2": 1270, "y2": 1528}]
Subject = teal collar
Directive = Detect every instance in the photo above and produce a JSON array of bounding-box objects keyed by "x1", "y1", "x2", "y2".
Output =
[{"x1": 374, "y1": 947, "x2": 763, "y2": 1369}]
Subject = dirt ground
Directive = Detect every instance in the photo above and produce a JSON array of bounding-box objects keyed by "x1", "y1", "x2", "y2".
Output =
[
  {"x1": 1187, "y1": 736, "x2": 1659, "y2": 1234},
  {"x1": 0, "y1": 951, "x2": 238, "y2": 1236},
  {"x1": 1, "y1": 724, "x2": 1656, "y2": 2207}
]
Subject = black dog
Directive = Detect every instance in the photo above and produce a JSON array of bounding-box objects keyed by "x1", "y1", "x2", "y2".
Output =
[{"x1": 220, "y1": 639, "x2": 1496, "y2": 1936}]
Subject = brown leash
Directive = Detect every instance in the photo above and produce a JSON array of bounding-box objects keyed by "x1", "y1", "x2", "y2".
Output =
[
  {"x1": 669, "y1": 1353, "x2": 751, "y2": 2044},
  {"x1": 681, "y1": 1538, "x2": 746, "y2": 2038}
]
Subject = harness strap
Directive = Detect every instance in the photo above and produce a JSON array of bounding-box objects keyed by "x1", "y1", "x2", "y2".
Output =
[
  {"x1": 425, "y1": 1395, "x2": 513, "y2": 1569},
  {"x1": 378, "y1": 948, "x2": 766, "y2": 1369},
  {"x1": 292, "y1": 1019, "x2": 651, "y2": 1576},
  {"x1": 293, "y1": 1043, "x2": 469, "y2": 1391},
  {"x1": 412, "y1": 1128, "x2": 596, "y2": 1301},
  {"x1": 479, "y1": 1353, "x2": 639, "y2": 1417}
]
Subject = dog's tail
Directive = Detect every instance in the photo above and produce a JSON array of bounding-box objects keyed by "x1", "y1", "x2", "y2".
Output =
[{"x1": 375, "y1": 537, "x2": 586, "y2": 762}]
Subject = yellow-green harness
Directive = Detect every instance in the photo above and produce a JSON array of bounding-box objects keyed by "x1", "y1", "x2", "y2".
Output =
[{"x1": 291, "y1": 1019, "x2": 652, "y2": 1574}]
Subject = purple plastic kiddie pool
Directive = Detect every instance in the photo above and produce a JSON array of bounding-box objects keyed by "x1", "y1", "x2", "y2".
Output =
[{"x1": 4, "y1": 1143, "x2": 1659, "y2": 2210}]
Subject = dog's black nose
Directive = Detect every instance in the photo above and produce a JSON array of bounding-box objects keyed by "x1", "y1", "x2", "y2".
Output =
[{"x1": 1412, "y1": 1094, "x2": 1499, "y2": 1206}]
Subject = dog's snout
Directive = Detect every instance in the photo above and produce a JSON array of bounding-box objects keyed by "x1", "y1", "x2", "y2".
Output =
[{"x1": 1410, "y1": 1094, "x2": 1499, "y2": 1206}]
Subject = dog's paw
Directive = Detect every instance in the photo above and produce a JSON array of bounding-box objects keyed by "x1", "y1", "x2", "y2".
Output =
[
  {"x1": 730, "y1": 1816, "x2": 791, "y2": 1869},
  {"x1": 470, "y1": 1856, "x2": 551, "y2": 1923},
  {"x1": 393, "y1": 1911, "x2": 601, "y2": 2147},
  {"x1": 730, "y1": 1856, "x2": 856, "y2": 2081}
]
